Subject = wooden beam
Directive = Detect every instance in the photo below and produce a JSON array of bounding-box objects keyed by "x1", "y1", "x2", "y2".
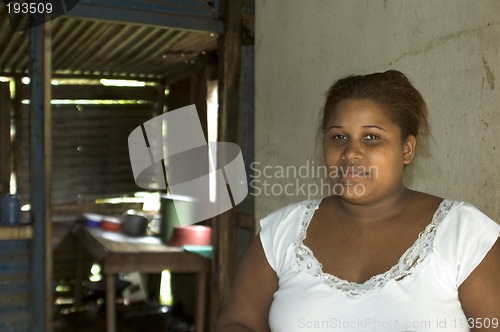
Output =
[
  {"x1": 29, "y1": 14, "x2": 52, "y2": 332},
  {"x1": 0, "y1": 225, "x2": 33, "y2": 240},
  {"x1": 20, "y1": 84, "x2": 160, "y2": 101},
  {"x1": 211, "y1": 0, "x2": 242, "y2": 329}
]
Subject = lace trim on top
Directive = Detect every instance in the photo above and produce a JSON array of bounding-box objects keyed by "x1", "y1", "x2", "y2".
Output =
[{"x1": 292, "y1": 199, "x2": 458, "y2": 297}]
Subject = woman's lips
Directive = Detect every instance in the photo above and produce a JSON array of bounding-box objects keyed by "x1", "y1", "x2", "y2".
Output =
[
  {"x1": 341, "y1": 171, "x2": 369, "y2": 179},
  {"x1": 338, "y1": 167, "x2": 370, "y2": 180}
]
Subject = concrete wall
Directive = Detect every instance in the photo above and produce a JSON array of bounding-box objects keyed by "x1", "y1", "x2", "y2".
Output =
[{"x1": 254, "y1": 0, "x2": 500, "y2": 222}]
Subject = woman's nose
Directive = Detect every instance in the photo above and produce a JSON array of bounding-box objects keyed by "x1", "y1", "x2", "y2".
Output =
[{"x1": 341, "y1": 140, "x2": 362, "y2": 161}]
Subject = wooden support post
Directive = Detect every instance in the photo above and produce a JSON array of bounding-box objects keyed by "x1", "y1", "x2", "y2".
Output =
[
  {"x1": 211, "y1": 0, "x2": 242, "y2": 329},
  {"x1": 29, "y1": 15, "x2": 52, "y2": 332},
  {"x1": 105, "y1": 273, "x2": 116, "y2": 332},
  {"x1": 0, "y1": 82, "x2": 11, "y2": 196},
  {"x1": 13, "y1": 79, "x2": 23, "y2": 201}
]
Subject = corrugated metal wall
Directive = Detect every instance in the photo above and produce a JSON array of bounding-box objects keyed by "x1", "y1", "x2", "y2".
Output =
[
  {"x1": 17, "y1": 82, "x2": 162, "y2": 209},
  {"x1": 0, "y1": 240, "x2": 31, "y2": 332}
]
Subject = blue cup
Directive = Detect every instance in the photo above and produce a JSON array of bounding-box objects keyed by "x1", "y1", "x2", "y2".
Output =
[{"x1": 1, "y1": 194, "x2": 20, "y2": 226}]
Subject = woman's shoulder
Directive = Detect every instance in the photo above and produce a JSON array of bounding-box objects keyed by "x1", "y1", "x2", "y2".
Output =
[
  {"x1": 436, "y1": 197, "x2": 497, "y2": 226},
  {"x1": 260, "y1": 199, "x2": 321, "y2": 225},
  {"x1": 432, "y1": 197, "x2": 500, "y2": 286},
  {"x1": 406, "y1": 191, "x2": 499, "y2": 246},
  {"x1": 258, "y1": 199, "x2": 322, "y2": 272},
  {"x1": 407, "y1": 191, "x2": 496, "y2": 225}
]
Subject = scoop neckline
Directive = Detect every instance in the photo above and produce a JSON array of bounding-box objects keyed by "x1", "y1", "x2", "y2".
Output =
[{"x1": 294, "y1": 198, "x2": 458, "y2": 297}]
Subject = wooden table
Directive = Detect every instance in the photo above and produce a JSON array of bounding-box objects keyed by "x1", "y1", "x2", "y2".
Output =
[{"x1": 72, "y1": 224, "x2": 210, "y2": 332}]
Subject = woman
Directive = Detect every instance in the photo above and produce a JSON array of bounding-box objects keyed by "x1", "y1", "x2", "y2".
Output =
[{"x1": 217, "y1": 70, "x2": 500, "y2": 331}]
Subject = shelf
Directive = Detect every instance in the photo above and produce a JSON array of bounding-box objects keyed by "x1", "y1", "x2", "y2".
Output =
[{"x1": 0, "y1": 225, "x2": 33, "y2": 240}]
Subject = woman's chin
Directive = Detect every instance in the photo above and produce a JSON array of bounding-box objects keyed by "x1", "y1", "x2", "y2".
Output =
[{"x1": 331, "y1": 180, "x2": 368, "y2": 197}]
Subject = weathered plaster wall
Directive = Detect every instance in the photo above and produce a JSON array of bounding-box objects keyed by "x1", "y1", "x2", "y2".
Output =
[{"x1": 254, "y1": 0, "x2": 500, "y2": 222}]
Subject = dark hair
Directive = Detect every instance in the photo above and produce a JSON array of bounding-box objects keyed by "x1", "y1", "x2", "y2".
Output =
[{"x1": 321, "y1": 70, "x2": 430, "y2": 139}]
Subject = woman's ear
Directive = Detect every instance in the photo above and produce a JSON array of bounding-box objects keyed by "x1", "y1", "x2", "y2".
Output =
[{"x1": 403, "y1": 135, "x2": 416, "y2": 165}]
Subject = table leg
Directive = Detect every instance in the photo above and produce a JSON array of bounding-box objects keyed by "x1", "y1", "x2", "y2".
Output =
[
  {"x1": 195, "y1": 271, "x2": 207, "y2": 332},
  {"x1": 106, "y1": 273, "x2": 116, "y2": 332},
  {"x1": 73, "y1": 245, "x2": 84, "y2": 309}
]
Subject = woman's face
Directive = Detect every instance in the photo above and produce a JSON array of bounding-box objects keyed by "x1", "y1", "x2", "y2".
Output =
[{"x1": 323, "y1": 98, "x2": 416, "y2": 204}]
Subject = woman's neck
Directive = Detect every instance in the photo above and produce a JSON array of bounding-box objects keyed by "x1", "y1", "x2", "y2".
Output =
[{"x1": 334, "y1": 186, "x2": 413, "y2": 224}]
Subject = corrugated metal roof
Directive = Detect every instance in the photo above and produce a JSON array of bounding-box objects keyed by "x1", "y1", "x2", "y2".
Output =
[{"x1": 0, "y1": 2, "x2": 220, "y2": 81}]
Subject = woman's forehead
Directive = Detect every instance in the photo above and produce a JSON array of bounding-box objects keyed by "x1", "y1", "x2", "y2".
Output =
[{"x1": 326, "y1": 99, "x2": 392, "y2": 125}]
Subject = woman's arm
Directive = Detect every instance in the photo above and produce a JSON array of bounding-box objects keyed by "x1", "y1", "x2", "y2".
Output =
[
  {"x1": 459, "y1": 239, "x2": 500, "y2": 331},
  {"x1": 216, "y1": 235, "x2": 278, "y2": 332}
]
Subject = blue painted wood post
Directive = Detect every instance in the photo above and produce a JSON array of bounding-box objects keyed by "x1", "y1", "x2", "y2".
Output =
[{"x1": 29, "y1": 13, "x2": 52, "y2": 332}]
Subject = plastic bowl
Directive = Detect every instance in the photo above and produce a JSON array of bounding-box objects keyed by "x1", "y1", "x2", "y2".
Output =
[
  {"x1": 168, "y1": 225, "x2": 211, "y2": 247},
  {"x1": 83, "y1": 213, "x2": 102, "y2": 228},
  {"x1": 101, "y1": 217, "x2": 122, "y2": 232}
]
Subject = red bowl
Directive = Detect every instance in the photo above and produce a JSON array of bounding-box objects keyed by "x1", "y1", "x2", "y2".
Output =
[
  {"x1": 101, "y1": 217, "x2": 122, "y2": 232},
  {"x1": 168, "y1": 225, "x2": 211, "y2": 247}
]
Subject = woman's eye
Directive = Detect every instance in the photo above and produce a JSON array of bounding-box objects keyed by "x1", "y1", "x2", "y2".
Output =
[
  {"x1": 364, "y1": 134, "x2": 379, "y2": 141},
  {"x1": 331, "y1": 134, "x2": 347, "y2": 140},
  {"x1": 325, "y1": 134, "x2": 346, "y2": 145}
]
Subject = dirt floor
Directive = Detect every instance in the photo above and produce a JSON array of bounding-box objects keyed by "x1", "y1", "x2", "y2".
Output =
[
  {"x1": 53, "y1": 301, "x2": 194, "y2": 332},
  {"x1": 52, "y1": 281, "x2": 194, "y2": 332}
]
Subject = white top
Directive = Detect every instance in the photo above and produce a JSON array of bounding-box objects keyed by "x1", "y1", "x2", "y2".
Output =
[{"x1": 259, "y1": 199, "x2": 500, "y2": 331}]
